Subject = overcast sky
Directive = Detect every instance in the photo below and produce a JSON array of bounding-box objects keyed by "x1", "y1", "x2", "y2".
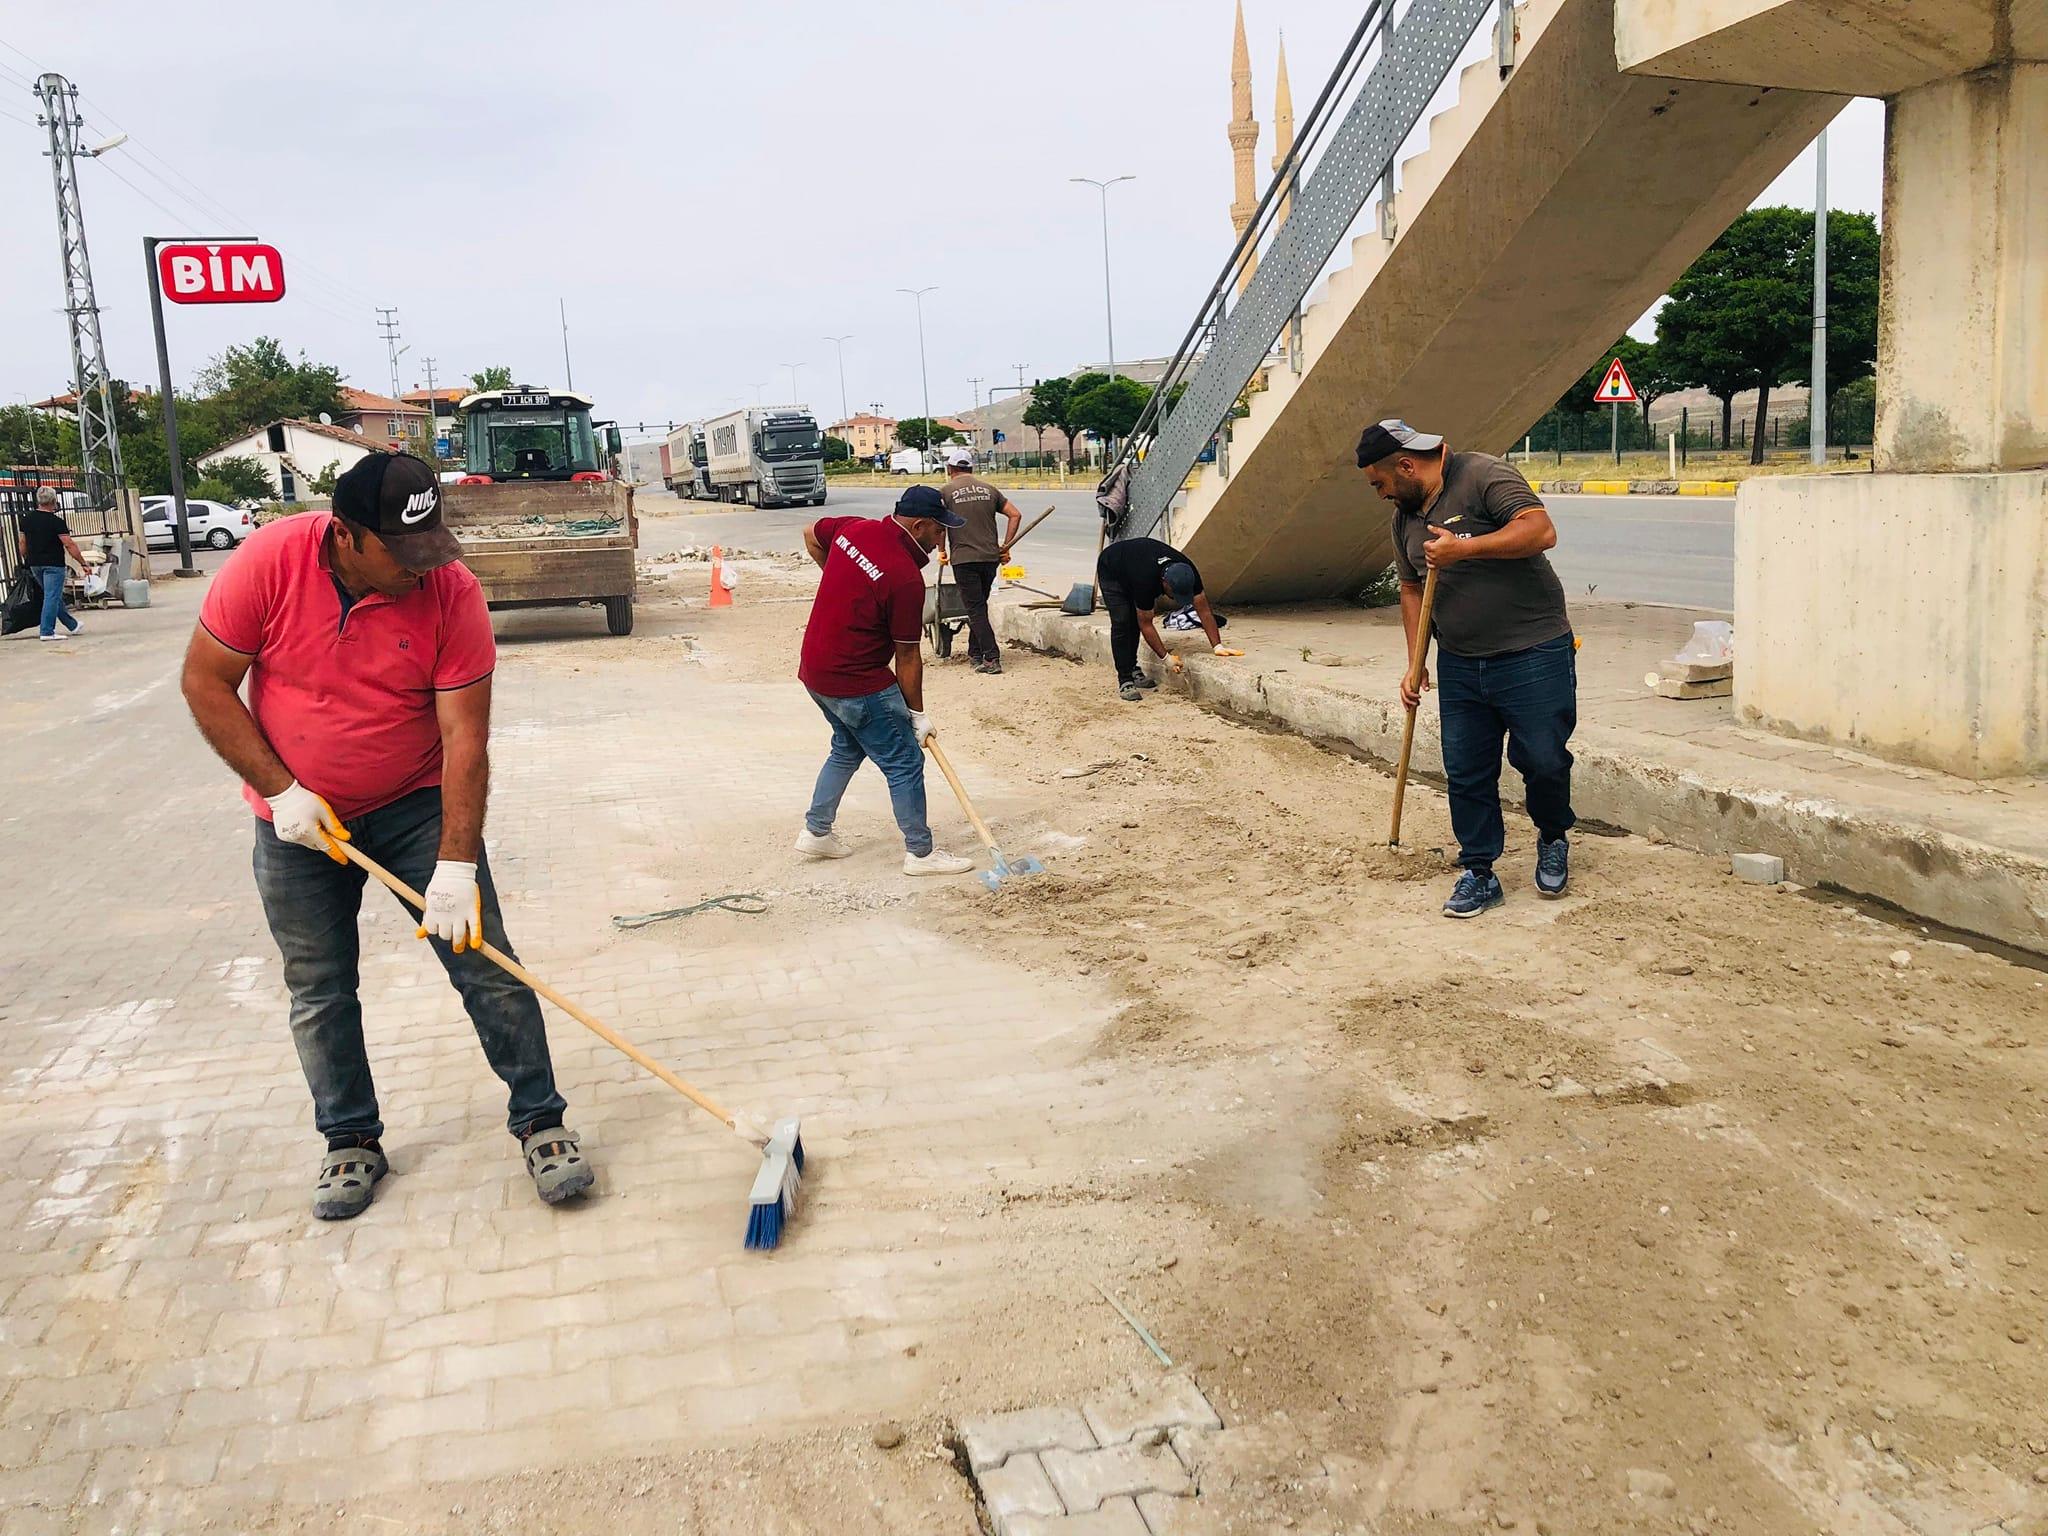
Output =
[{"x1": 2, "y1": 5, "x2": 1881, "y2": 439}]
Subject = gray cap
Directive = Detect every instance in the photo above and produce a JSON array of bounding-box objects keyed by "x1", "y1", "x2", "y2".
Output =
[{"x1": 1354, "y1": 419, "x2": 1445, "y2": 467}]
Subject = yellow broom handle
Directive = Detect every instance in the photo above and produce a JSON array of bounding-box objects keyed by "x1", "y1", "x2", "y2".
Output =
[
  {"x1": 336, "y1": 842, "x2": 738, "y2": 1129},
  {"x1": 923, "y1": 738, "x2": 999, "y2": 854},
  {"x1": 1388, "y1": 564, "x2": 1440, "y2": 846}
]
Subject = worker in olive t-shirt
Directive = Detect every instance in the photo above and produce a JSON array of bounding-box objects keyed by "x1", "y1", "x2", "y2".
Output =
[
  {"x1": 936, "y1": 447, "x2": 1021, "y2": 674},
  {"x1": 1356, "y1": 419, "x2": 1575, "y2": 920}
]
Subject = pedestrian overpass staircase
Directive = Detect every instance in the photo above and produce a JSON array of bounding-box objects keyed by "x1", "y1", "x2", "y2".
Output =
[{"x1": 1112, "y1": 0, "x2": 1843, "y2": 601}]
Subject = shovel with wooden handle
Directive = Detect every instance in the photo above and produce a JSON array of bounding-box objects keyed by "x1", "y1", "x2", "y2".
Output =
[
  {"x1": 924, "y1": 737, "x2": 1046, "y2": 892},
  {"x1": 1388, "y1": 564, "x2": 1439, "y2": 848}
]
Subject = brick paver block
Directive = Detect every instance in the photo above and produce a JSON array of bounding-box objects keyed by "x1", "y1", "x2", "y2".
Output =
[
  {"x1": 979, "y1": 1451, "x2": 1063, "y2": 1533},
  {"x1": 1079, "y1": 1373, "x2": 1224, "y2": 1448},
  {"x1": 960, "y1": 1404, "x2": 1099, "y2": 1473},
  {"x1": 1136, "y1": 1492, "x2": 1229, "y2": 1535},
  {"x1": 1040, "y1": 1441, "x2": 1193, "y2": 1514},
  {"x1": 1006, "y1": 1496, "x2": 1151, "y2": 1536}
]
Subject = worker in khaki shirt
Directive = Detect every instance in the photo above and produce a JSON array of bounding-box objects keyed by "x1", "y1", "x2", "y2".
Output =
[
  {"x1": 1356, "y1": 419, "x2": 1576, "y2": 920},
  {"x1": 934, "y1": 447, "x2": 1022, "y2": 674}
]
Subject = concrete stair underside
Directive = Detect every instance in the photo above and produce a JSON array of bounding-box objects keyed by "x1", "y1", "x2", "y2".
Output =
[{"x1": 1178, "y1": 0, "x2": 1844, "y2": 603}]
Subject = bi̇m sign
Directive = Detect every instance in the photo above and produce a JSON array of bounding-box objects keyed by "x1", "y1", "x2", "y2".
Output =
[{"x1": 157, "y1": 242, "x2": 286, "y2": 305}]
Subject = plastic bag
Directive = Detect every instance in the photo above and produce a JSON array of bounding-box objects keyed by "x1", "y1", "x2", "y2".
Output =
[
  {"x1": 1673, "y1": 620, "x2": 1734, "y2": 663},
  {"x1": 2, "y1": 568, "x2": 38, "y2": 636}
]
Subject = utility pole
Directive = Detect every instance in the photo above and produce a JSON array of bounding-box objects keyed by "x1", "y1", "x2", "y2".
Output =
[
  {"x1": 558, "y1": 297, "x2": 573, "y2": 389},
  {"x1": 823, "y1": 334, "x2": 853, "y2": 427},
  {"x1": 33, "y1": 73, "x2": 125, "y2": 510},
  {"x1": 421, "y1": 356, "x2": 440, "y2": 456},
  {"x1": 968, "y1": 375, "x2": 983, "y2": 460},
  {"x1": 898, "y1": 287, "x2": 937, "y2": 465},
  {"x1": 1014, "y1": 363, "x2": 1029, "y2": 394},
  {"x1": 376, "y1": 308, "x2": 407, "y2": 433},
  {"x1": 1811, "y1": 129, "x2": 1828, "y2": 466}
]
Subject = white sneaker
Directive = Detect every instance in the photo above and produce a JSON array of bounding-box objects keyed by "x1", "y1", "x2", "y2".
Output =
[
  {"x1": 794, "y1": 828, "x2": 851, "y2": 859},
  {"x1": 38, "y1": 633, "x2": 60, "y2": 643},
  {"x1": 903, "y1": 849, "x2": 976, "y2": 878}
]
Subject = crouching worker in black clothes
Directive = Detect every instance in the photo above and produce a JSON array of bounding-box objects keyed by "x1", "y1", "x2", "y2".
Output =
[{"x1": 1096, "y1": 537, "x2": 1244, "y2": 701}]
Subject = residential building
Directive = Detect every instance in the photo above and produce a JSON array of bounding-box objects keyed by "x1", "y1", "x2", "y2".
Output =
[
  {"x1": 337, "y1": 387, "x2": 430, "y2": 445},
  {"x1": 829, "y1": 413, "x2": 898, "y2": 459},
  {"x1": 198, "y1": 419, "x2": 384, "y2": 502}
]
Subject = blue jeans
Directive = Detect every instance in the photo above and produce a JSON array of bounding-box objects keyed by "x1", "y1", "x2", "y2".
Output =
[
  {"x1": 252, "y1": 785, "x2": 566, "y2": 1143},
  {"x1": 1437, "y1": 632, "x2": 1577, "y2": 872},
  {"x1": 34, "y1": 566, "x2": 77, "y2": 638},
  {"x1": 804, "y1": 684, "x2": 932, "y2": 855}
]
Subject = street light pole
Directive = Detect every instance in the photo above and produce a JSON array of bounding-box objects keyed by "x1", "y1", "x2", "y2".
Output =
[
  {"x1": 780, "y1": 362, "x2": 803, "y2": 408},
  {"x1": 1070, "y1": 176, "x2": 1135, "y2": 380},
  {"x1": 1811, "y1": 129, "x2": 1829, "y2": 466},
  {"x1": 823, "y1": 335, "x2": 853, "y2": 427},
  {"x1": 898, "y1": 286, "x2": 937, "y2": 467}
]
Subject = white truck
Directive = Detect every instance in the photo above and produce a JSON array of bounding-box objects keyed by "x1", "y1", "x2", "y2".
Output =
[
  {"x1": 889, "y1": 447, "x2": 931, "y2": 476},
  {"x1": 662, "y1": 423, "x2": 713, "y2": 499},
  {"x1": 700, "y1": 407, "x2": 827, "y2": 507}
]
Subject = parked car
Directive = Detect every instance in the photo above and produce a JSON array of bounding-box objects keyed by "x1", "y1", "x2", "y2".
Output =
[{"x1": 140, "y1": 498, "x2": 256, "y2": 551}]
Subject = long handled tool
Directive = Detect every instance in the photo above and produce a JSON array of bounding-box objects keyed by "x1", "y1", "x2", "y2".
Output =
[
  {"x1": 1388, "y1": 564, "x2": 1440, "y2": 848},
  {"x1": 923, "y1": 738, "x2": 1046, "y2": 892},
  {"x1": 335, "y1": 842, "x2": 803, "y2": 1249}
]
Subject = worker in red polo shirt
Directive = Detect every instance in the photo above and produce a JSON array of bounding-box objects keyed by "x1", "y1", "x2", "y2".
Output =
[
  {"x1": 795, "y1": 483, "x2": 975, "y2": 876},
  {"x1": 180, "y1": 453, "x2": 593, "y2": 1221}
]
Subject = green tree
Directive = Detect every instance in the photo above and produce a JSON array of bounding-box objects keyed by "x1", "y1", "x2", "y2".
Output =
[
  {"x1": 1657, "y1": 207, "x2": 1879, "y2": 463},
  {"x1": 310, "y1": 461, "x2": 341, "y2": 496},
  {"x1": 468, "y1": 366, "x2": 514, "y2": 393},
  {"x1": 0, "y1": 403, "x2": 54, "y2": 467},
  {"x1": 1021, "y1": 378, "x2": 1066, "y2": 459},
  {"x1": 192, "y1": 455, "x2": 274, "y2": 503},
  {"x1": 189, "y1": 336, "x2": 345, "y2": 445},
  {"x1": 822, "y1": 433, "x2": 851, "y2": 463},
  {"x1": 1069, "y1": 377, "x2": 1151, "y2": 447},
  {"x1": 404, "y1": 438, "x2": 445, "y2": 473},
  {"x1": 896, "y1": 417, "x2": 958, "y2": 451}
]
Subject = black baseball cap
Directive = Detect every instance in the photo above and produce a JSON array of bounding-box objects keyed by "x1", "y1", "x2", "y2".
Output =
[
  {"x1": 893, "y1": 483, "x2": 966, "y2": 528},
  {"x1": 1354, "y1": 418, "x2": 1446, "y2": 468},
  {"x1": 332, "y1": 452, "x2": 462, "y2": 572},
  {"x1": 1162, "y1": 561, "x2": 1200, "y2": 600}
]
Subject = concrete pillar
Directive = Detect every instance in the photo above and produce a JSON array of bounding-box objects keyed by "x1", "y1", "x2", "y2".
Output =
[
  {"x1": 1739, "y1": 61, "x2": 2048, "y2": 779},
  {"x1": 1877, "y1": 63, "x2": 2048, "y2": 472}
]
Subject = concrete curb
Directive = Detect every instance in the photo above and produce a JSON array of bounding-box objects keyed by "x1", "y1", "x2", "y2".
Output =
[
  {"x1": 1526, "y1": 478, "x2": 1741, "y2": 496},
  {"x1": 997, "y1": 606, "x2": 2048, "y2": 956}
]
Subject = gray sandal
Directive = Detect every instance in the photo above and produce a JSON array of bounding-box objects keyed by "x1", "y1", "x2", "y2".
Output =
[
  {"x1": 313, "y1": 1143, "x2": 388, "y2": 1221},
  {"x1": 521, "y1": 1126, "x2": 594, "y2": 1205}
]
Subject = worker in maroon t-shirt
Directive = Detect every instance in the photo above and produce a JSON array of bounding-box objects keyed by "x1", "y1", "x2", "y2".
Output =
[
  {"x1": 180, "y1": 453, "x2": 593, "y2": 1223},
  {"x1": 795, "y1": 484, "x2": 976, "y2": 877}
]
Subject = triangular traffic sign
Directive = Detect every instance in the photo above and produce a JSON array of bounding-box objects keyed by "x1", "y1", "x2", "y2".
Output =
[{"x1": 1596, "y1": 357, "x2": 1638, "y2": 404}]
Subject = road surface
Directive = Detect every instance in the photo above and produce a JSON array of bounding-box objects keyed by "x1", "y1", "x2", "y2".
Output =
[{"x1": 637, "y1": 482, "x2": 1735, "y2": 610}]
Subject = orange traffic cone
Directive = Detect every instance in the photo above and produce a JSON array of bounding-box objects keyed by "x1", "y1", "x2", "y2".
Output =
[{"x1": 709, "y1": 545, "x2": 733, "y2": 609}]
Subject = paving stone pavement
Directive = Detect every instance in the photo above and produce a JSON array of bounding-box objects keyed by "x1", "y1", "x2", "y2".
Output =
[
  {"x1": 0, "y1": 586, "x2": 1222, "y2": 1531},
  {"x1": 958, "y1": 1373, "x2": 1224, "y2": 1535}
]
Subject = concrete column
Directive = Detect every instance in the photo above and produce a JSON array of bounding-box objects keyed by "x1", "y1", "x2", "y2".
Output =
[{"x1": 1877, "y1": 62, "x2": 2048, "y2": 472}]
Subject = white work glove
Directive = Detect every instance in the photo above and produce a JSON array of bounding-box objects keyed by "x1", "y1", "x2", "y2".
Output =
[
  {"x1": 417, "y1": 860, "x2": 483, "y2": 954},
  {"x1": 910, "y1": 710, "x2": 935, "y2": 745},
  {"x1": 1167, "y1": 653, "x2": 1185, "y2": 674},
  {"x1": 265, "y1": 780, "x2": 349, "y2": 864},
  {"x1": 1213, "y1": 645, "x2": 1245, "y2": 658}
]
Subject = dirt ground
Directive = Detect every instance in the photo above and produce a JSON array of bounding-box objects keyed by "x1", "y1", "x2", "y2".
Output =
[{"x1": 271, "y1": 557, "x2": 2046, "y2": 1535}]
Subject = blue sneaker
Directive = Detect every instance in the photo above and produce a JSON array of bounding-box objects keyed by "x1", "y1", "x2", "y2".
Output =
[
  {"x1": 1535, "y1": 837, "x2": 1570, "y2": 898},
  {"x1": 1442, "y1": 869, "x2": 1505, "y2": 919}
]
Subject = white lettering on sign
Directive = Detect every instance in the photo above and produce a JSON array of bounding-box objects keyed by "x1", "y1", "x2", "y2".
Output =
[
  {"x1": 229, "y1": 251, "x2": 274, "y2": 292},
  {"x1": 157, "y1": 242, "x2": 287, "y2": 305},
  {"x1": 833, "y1": 532, "x2": 884, "y2": 582}
]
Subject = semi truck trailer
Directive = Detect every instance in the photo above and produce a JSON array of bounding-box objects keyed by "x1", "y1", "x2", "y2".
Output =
[{"x1": 700, "y1": 407, "x2": 827, "y2": 508}]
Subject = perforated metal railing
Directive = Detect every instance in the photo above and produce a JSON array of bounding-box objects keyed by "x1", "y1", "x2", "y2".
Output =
[{"x1": 1109, "y1": 0, "x2": 1515, "y2": 539}]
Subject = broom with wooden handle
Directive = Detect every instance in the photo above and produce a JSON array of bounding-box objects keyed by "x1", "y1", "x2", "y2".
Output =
[
  {"x1": 1388, "y1": 564, "x2": 1440, "y2": 847},
  {"x1": 334, "y1": 841, "x2": 804, "y2": 1249}
]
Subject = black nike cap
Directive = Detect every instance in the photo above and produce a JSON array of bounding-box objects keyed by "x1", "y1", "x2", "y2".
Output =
[{"x1": 332, "y1": 452, "x2": 462, "y2": 573}]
